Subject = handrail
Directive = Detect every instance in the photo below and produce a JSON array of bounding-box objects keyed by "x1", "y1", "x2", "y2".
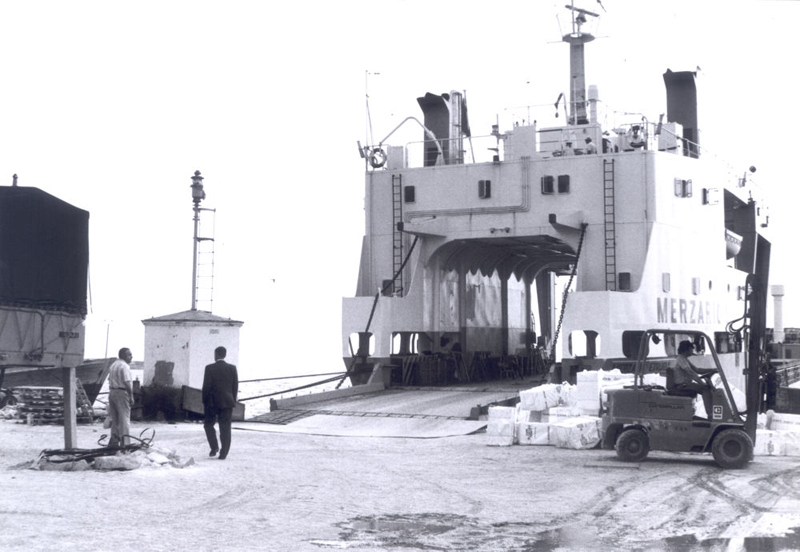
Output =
[{"x1": 377, "y1": 116, "x2": 444, "y2": 161}]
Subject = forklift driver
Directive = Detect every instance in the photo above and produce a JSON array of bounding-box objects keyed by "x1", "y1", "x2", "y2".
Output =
[{"x1": 672, "y1": 340, "x2": 717, "y2": 418}]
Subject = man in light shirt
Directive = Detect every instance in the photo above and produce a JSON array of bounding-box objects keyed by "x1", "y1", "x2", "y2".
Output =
[
  {"x1": 673, "y1": 340, "x2": 717, "y2": 419},
  {"x1": 107, "y1": 347, "x2": 134, "y2": 447}
]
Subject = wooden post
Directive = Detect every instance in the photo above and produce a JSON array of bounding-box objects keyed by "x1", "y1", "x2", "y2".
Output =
[{"x1": 62, "y1": 366, "x2": 77, "y2": 449}]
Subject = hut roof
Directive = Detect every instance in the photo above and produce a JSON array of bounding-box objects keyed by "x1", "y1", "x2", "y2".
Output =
[{"x1": 142, "y1": 309, "x2": 244, "y2": 325}]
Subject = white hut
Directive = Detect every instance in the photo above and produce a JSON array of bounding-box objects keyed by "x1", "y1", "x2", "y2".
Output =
[{"x1": 141, "y1": 309, "x2": 244, "y2": 390}]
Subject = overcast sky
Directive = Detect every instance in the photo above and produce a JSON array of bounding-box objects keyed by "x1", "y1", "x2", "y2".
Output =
[{"x1": 0, "y1": 1, "x2": 796, "y2": 379}]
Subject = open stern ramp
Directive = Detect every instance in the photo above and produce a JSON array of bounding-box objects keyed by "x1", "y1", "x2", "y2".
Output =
[{"x1": 245, "y1": 383, "x2": 524, "y2": 437}]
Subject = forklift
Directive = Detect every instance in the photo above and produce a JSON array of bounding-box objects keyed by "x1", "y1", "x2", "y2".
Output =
[{"x1": 601, "y1": 329, "x2": 759, "y2": 468}]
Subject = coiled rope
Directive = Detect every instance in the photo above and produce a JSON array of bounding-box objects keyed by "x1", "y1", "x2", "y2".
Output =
[{"x1": 37, "y1": 427, "x2": 156, "y2": 464}]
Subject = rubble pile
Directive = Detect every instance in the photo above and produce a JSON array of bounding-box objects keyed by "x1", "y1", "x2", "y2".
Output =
[
  {"x1": 31, "y1": 445, "x2": 196, "y2": 471},
  {"x1": 0, "y1": 404, "x2": 19, "y2": 420}
]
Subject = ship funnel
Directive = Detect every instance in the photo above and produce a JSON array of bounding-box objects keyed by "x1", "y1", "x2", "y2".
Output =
[
  {"x1": 772, "y1": 285, "x2": 785, "y2": 344},
  {"x1": 588, "y1": 85, "x2": 599, "y2": 124},
  {"x1": 663, "y1": 69, "x2": 700, "y2": 158},
  {"x1": 417, "y1": 91, "x2": 470, "y2": 167}
]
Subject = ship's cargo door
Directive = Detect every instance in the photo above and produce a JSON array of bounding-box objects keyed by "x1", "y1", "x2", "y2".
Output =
[{"x1": 432, "y1": 236, "x2": 576, "y2": 358}]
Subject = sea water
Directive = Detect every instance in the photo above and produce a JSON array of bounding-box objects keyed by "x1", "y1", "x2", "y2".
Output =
[
  {"x1": 237, "y1": 374, "x2": 351, "y2": 418},
  {"x1": 93, "y1": 369, "x2": 351, "y2": 419}
]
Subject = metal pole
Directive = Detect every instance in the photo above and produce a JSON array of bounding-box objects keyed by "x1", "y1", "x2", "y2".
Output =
[
  {"x1": 191, "y1": 203, "x2": 199, "y2": 311},
  {"x1": 189, "y1": 170, "x2": 205, "y2": 311},
  {"x1": 63, "y1": 366, "x2": 77, "y2": 449},
  {"x1": 104, "y1": 321, "x2": 110, "y2": 358}
]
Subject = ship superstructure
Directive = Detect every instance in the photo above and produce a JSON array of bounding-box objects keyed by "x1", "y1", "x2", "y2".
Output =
[{"x1": 342, "y1": 5, "x2": 770, "y2": 393}]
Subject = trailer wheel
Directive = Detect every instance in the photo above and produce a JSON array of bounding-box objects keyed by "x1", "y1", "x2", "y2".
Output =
[
  {"x1": 712, "y1": 429, "x2": 753, "y2": 469},
  {"x1": 0, "y1": 389, "x2": 16, "y2": 409},
  {"x1": 615, "y1": 428, "x2": 649, "y2": 462}
]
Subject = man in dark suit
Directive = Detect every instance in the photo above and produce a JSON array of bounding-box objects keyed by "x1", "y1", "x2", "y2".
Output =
[{"x1": 202, "y1": 346, "x2": 239, "y2": 460}]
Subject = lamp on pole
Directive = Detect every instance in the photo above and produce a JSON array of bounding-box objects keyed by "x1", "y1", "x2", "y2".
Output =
[{"x1": 190, "y1": 170, "x2": 206, "y2": 311}]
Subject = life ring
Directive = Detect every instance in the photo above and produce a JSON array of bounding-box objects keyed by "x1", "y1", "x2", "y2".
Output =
[
  {"x1": 629, "y1": 126, "x2": 646, "y2": 149},
  {"x1": 370, "y1": 148, "x2": 387, "y2": 169}
]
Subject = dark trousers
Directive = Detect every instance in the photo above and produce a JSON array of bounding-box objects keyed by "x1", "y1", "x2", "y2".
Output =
[{"x1": 204, "y1": 406, "x2": 233, "y2": 456}]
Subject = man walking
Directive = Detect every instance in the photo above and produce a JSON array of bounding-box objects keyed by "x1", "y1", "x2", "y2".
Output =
[
  {"x1": 107, "y1": 347, "x2": 134, "y2": 448},
  {"x1": 202, "y1": 346, "x2": 239, "y2": 460}
]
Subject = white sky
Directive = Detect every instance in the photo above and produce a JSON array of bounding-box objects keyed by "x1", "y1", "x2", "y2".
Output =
[{"x1": 0, "y1": 1, "x2": 797, "y2": 379}]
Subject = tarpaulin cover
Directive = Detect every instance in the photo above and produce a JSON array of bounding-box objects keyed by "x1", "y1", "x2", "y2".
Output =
[{"x1": 0, "y1": 186, "x2": 89, "y2": 314}]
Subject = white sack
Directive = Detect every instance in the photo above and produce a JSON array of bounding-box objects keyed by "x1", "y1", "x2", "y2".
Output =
[
  {"x1": 516, "y1": 422, "x2": 553, "y2": 446},
  {"x1": 552, "y1": 416, "x2": 602, "y2": 450},
  {"x1": 486, "y1": 419, "x2": 515, "y2": 446},
  {"x1": 519, "y1": 383, "x2": 574, "y2": 411}
]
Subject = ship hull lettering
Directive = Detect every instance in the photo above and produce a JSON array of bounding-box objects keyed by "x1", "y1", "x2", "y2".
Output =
[{"x1": 657, "y1": 298, "x2": 720, "y2": 325}]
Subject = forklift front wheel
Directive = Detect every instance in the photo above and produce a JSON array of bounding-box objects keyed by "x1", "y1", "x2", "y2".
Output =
[
  {"x1": 712, "y1": 429, "x2": 754, "y2": 469},
  {"x1": 615, "y1": 428, "x2": 650, "y2": 462}
]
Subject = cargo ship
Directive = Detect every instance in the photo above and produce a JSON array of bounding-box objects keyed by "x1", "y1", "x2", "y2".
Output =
[{"x1": 341, "y1": 4, "x2": 772, "y2": 400}]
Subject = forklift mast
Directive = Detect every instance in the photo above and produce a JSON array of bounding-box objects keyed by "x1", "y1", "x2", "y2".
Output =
[{"x1": 743, "y1": 234, "x2": 771, "y2": 442}]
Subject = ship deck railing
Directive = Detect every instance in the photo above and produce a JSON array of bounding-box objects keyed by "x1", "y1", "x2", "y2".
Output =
[{"x1": 375, "y1": 122, "x2": 696, "y2": 171}]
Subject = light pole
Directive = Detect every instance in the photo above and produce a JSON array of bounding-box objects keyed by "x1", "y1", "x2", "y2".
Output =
[{"x1": 190, "y1": 170, "x2": 206, "y2": 311}]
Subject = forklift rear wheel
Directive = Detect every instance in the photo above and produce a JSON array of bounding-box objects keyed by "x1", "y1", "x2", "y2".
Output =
[
  {"x1": 712, "y1": 429, "x2": 753, "y2": 469},
  {"x1": 615, "y1": 428, "x2": 649, "y2": 462}
]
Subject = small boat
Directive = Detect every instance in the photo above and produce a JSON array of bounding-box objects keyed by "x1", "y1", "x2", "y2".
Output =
[{"x1": 0, "y1": 358, "x2": 114, "y2": 407}]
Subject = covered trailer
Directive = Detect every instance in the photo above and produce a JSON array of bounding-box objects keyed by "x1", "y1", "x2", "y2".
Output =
[{"x1": 0, "y1": 185, "x2": 89, "y2": 394}]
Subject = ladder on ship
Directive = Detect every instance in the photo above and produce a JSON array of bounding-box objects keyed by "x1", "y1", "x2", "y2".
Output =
[
  {"x1": 603, "y1": 159, "x2": 617, "y2": 291},
  {"x1": 391, "y1": 174, "x2": 404, "y2": 296}
]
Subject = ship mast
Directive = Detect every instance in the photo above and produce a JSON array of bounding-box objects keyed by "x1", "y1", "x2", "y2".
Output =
[{"x1": 563, "y1": 2, "x2": 598, "y2": 125}]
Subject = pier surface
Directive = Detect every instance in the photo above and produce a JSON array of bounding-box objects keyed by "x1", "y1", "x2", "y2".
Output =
[{"x1": 3, "y1": 415, "x2": 800, "y2": 551}]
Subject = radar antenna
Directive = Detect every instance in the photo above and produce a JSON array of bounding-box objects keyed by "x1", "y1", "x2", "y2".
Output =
[{"x1": 564, "y1": 2, "x2": 599, "y2": 36}]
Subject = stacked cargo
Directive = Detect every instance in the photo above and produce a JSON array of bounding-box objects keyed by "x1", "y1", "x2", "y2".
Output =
[
  {"x1": 489, "y1": 370, "x2": 667, "y2": 449},
  {"x1": 12, "y1": 385, "x2": 94, "y2": 425},
  {"x1": 487, "y1": 370, "x2": 800, "y2": 457},
  {"x1": 15, "y1": 387, "x2": 64, "y2": 424},
  {"x1": 487, "y1": 378, "x2": 603, "y2": 449},
  {"x1": 754, "y1": 411, "x2": 800, "y2": 456}
]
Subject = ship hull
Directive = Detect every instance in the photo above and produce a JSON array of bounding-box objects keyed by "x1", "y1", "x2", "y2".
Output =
[{"x1": 0, "y1": 358, "x2": 113, "y2": 405}]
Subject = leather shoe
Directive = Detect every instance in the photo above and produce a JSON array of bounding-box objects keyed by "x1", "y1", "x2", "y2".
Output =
[
  {"x1": 209, "y1": 449, "x2": 218, "y2": 457},
  {"x1": 218, "y1": 454, "x2": 227, "y2": 460}
]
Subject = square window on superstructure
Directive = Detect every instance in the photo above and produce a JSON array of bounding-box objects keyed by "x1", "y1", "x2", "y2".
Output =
[
  {"x1": 479, "y1": 180, "x2": 491, "y2": 198},
  {"x1": 558, "y1": 175, "x2": 570, "y2": 194},
  {"x1": 541, "y1": 175, "x2": 554, "y2": 194}
]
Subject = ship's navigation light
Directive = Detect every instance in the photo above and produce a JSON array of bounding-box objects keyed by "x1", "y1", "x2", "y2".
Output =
[{"x1": 190, "y1": 170, "x2": 205, "y2": 205}]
